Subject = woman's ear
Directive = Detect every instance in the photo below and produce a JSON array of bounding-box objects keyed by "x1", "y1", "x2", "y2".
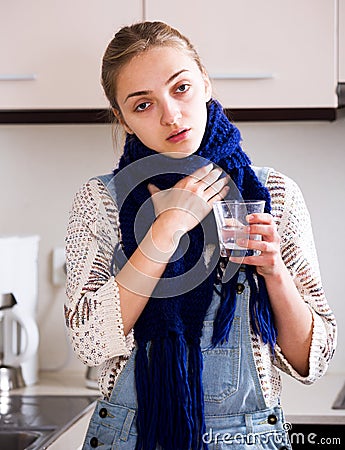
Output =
[
  {"x1": 112, "y1": 108, "x2": 134, "y2": 134},
  {"x1": 201, "y1": 68, "x2": 212, "y2": 102}
]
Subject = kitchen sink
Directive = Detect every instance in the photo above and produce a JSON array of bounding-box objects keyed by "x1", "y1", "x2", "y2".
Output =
[
  {"x1": 0, "y1": 394, "x2": 99, "y2": 449},
  {"x1": 0, "y1": 429, "x2": 53, "y2": 450}
]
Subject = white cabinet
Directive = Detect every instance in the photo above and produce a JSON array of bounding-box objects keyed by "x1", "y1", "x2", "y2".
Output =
[
  {"x1": 339, "y1": 0, "x2": 345, "y2": 82},
  {"x1": 0, "y1": 1, "x2": 142, "y2": 109},
  {"x1": 0, "y1": 1, "x2": 340, "y2": 113},
  {"x1": 145, "y1": 0, "x2": 338, "y2": 108}
]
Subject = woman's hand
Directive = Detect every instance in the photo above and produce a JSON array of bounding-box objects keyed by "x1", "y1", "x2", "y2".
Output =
[
  {"x1": 231, "y1": 213, "x2": 285, "y2": 278},
  {"x1": 147, "y1": 163, "x2": 229, "y2": 238},
  {"x1": 233, "y1": 212, "x2": 313, "y2": 376}
]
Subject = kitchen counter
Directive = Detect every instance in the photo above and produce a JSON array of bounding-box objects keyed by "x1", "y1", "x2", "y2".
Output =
[
  {"x1": 6, "y1": 370, "x2": 345, "y2": 449},
  {"x1": 5, "y1": 370, "x2": 98, "y2": 450},
  {"x1": 280, "y1": 372, "x2": 345, "y2": 425}
]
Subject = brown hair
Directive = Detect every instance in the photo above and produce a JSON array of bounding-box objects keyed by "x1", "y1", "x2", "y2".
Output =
[{"x1": 101, "y1": 21, "x2": 205, "y2": 119}]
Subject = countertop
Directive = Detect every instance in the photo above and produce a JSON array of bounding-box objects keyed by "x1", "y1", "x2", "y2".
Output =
[
  {"x1": 280, "y1": 372, "x2": 345, "y2": 424},
  {"x1": 6, "y1": 370, "x2": 345, "y2": 448},
  {"x1": 5, "y1": 370, "x2": 97, "y2": 450}
]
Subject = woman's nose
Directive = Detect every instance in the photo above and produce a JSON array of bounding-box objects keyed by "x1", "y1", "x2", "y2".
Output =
[{"x1": 160, "y1": 101, "x2": 182, "y2": 126}]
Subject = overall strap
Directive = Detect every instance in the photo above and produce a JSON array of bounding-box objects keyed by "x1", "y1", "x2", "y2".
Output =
[
  {"x1": 91, "y1": 173, "x2": 117, "y2": 204},
  {"x1": 91, "y1": 173, "x2": 120, "y2": 277},
  {"x1": 251, "y1": 165, "x2": 271, "y2": 187}
]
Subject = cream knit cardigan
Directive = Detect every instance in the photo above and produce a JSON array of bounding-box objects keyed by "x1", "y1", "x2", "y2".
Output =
[{"x1": 64, "y1": 169, "x2": 337, "y2": 405}]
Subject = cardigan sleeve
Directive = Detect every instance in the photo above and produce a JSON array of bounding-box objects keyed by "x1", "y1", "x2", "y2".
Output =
[
  {"x1": 268, "y1": 171, "x2": 337, "y2": 383},
  {"x1": 64, "y1": 178, "x2": 134, "y2": 367}
]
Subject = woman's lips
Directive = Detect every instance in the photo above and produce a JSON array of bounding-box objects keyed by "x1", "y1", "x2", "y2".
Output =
[{"x1": 167, "y1": 128, "x2": 191, "y2": 143}]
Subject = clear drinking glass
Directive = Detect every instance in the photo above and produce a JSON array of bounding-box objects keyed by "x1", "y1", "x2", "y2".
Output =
[{"x1": 213, "y1": 200, "x2": 265, "y2": 257}]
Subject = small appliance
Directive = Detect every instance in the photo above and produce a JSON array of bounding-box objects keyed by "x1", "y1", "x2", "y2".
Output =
[
  {"x1": 0, "y1": 293, "x2": 39, "y2": 390},
  {"x1": 0, "y1": 235, "x2": 40, "y2": 387}
]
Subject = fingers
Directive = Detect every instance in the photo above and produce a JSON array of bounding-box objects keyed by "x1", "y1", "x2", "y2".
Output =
[
  {"x1": 189, "y1": 163, "x2": 226, "y2": 187},
  {"x1": 193, "y1": 165, "x2": 230, "y2": 201},
  {"x1": 204, "y1": 172, "x2": 229, "y2": 198},
  {"x1": 246, "y1": 213, "x2": 273, "y2": 225},
  {"x1": 196, "y1": 167, "x2": 223, "y2": 187},
  {"x1": 229, "y1": 215, "x2": 281, "y2": 268},
  {"x1": 246, "y1": 214, "x2": 280, "y2": 244},
  {"x1": 247, "y1": 225, "x2": 278, "y2": 243},
  {"x1": 175, "y1": 163, "x2": 230, "y2": 202},
  {"x1": 147, "y1": 183, "x2": 160, "y2": 196},
  {"x1": 236, "y1": 237, "x2": 272, "y2": 253},
  {"x1": 189, "y1": 163, "x2": 214, "y2": 181},
  {"x1": 206, "y1": 185, "x2": 230, "y2": 206}
]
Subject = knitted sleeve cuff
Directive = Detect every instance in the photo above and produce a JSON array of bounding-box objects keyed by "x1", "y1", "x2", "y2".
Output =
[
  {"x1": 93, "y1": 277, "x2": 134, "y2": 359},
  {"x1": 274, "y1": 306, "x2": 329, "y2": 384},
  {"x1": 67, "y1": 277, "x2": 134, "y2": 367}
]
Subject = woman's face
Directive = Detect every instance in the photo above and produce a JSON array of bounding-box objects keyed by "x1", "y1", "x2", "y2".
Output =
[{"x1": 115, "y1": 46, "x2": 212, "y2": 158}]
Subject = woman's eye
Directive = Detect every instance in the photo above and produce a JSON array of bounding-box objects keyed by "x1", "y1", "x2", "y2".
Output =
[
  {"x1": 176, "y1": 83, "x2": 190, "y2": 93},
  {"x1": 135, "y1": 102, "x2": 150, "y2": 112}
]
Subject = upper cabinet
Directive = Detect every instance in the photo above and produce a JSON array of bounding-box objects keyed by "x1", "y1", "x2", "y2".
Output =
[
  {"x1": 145, "y1": 0, "x2": 339, "y2": 108},
  {"x1": 0, "y1": 0, "x2": 142, "y2": 109},
  {"x1": 339, "y1": 0, "x2": 345, "y2": 83},
  {"x1": 0, "y1": 0, "x2": 342, "y2": 117}
]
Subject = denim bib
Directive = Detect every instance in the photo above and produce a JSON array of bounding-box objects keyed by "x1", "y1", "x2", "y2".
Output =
[{"x1": 82, "y1": 167, "x2": 292, "y2": 450}]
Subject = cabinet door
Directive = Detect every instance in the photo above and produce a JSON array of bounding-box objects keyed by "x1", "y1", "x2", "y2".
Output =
[
  {"x1": 146, "y1": 0, "x2": 338, "y2": 108},
  {"x1": 0, "y1": 1, "x2": 142, "y2": 109},
  {"x1": 339, "y1": 0, "x2": 345, "y2": 82}
]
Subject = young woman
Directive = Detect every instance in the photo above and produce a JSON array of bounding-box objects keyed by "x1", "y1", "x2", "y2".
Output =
[{"x1": 65, "y1": 21, "x2": 337, "y2": 450}]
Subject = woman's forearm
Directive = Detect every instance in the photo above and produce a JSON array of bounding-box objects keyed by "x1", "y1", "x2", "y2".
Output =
[
  {"x1": 116, "y1": 215, "x2": 179, "y2": 335},
  {"x1": 263, "y1": 263, "x2": 313, "y2": 376}
]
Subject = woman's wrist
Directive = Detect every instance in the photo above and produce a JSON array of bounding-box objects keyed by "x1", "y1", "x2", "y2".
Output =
[
  {"x1": 137, "y1": 215, "x2": 184, "y2": 262},
  {"x1": 151, "y1": 213, "x2": 186, "y2": 250}
]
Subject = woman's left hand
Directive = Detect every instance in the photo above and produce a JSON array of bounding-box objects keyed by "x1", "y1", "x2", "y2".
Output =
[{"x1": 230, "y1": 213, "x2": 284, "y2": 278}]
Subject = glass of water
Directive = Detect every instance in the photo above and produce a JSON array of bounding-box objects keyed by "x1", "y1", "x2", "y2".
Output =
[{"x1": 213, "y1": 200, "x2": 265, "y2": 257}]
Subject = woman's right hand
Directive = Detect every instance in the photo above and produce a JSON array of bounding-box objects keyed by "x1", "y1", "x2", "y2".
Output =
[{"x1": 147, "y1": 163, "x2": 229, "y2": 239}]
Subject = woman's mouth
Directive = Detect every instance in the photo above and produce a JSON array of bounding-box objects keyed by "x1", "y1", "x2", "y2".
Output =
[{"x1": 167, "y1": 128, "x2": 191, "y2": 143}]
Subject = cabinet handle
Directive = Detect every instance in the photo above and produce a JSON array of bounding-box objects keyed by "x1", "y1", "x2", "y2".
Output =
[
  {"x1": 0, "y1": 74, "x2": 37, "y2": 81},
  {"x1": 210, "y1": 73, "x2": 274, "y2": 80}
]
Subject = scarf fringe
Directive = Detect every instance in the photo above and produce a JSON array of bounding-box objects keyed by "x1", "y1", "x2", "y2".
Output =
[
  {"x1": 211, "y1": 269, "x2": 238, "y2": 346},
  {"x1": 135, "y1": 334, "x2": 208, "y2": 450},
  {"x1": 246, "y1": 267, "x2": 277, "y2": 349},
  {"x1": 188, "y1": 341, "x2": 208, "y2": 450},
  {"x1": 135, "y1": 341, "x2": 150, "y2": 450},
  {"x1": 212, "y1": 263, "x2": 277, "y2": 350}
]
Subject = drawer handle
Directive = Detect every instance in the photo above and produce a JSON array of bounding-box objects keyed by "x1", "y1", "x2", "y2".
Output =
[
  {"x1": 0, "y1": 74, "x2": 37, "y2": 81},
  {"x1": 210, "y1": 73, "x2": 274, "y2": 80}
]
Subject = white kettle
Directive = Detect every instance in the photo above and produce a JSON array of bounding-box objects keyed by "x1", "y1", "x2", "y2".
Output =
[{"x1": 0, "y1": 293, "x2": 39, "y2": 390}]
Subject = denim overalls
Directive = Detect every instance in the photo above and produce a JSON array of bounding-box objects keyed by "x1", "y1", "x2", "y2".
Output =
[{"x1": 82, "y1": 167, "x2": 292, "y2": 450}]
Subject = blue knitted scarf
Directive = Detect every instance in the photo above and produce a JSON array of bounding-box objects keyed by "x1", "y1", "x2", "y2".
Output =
[{"x1": 113, "y1": 99, "x2": 277, "y2": 450}]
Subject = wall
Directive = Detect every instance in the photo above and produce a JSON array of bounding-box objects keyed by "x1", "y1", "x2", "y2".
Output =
[
  {"x1": 240, "y1": 118, "x2": 345, "y2": 375},
  {"x1": 0, "y1": 116, "x2": 344, "y2": 377},
  {"x1": 0, "y1": 124, "x2": 115, "y2": 375}
]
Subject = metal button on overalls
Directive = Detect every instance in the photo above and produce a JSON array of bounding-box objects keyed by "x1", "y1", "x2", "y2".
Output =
[
  {"x1": 90, "y1": 436, "x2": 98, "y2": 448},
  {"x1": 236, "y1": 283, "x2": 245, "y2": 294},
  {"x1": 99, "y1": 407, "x2": 107, "y2": 418}
]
